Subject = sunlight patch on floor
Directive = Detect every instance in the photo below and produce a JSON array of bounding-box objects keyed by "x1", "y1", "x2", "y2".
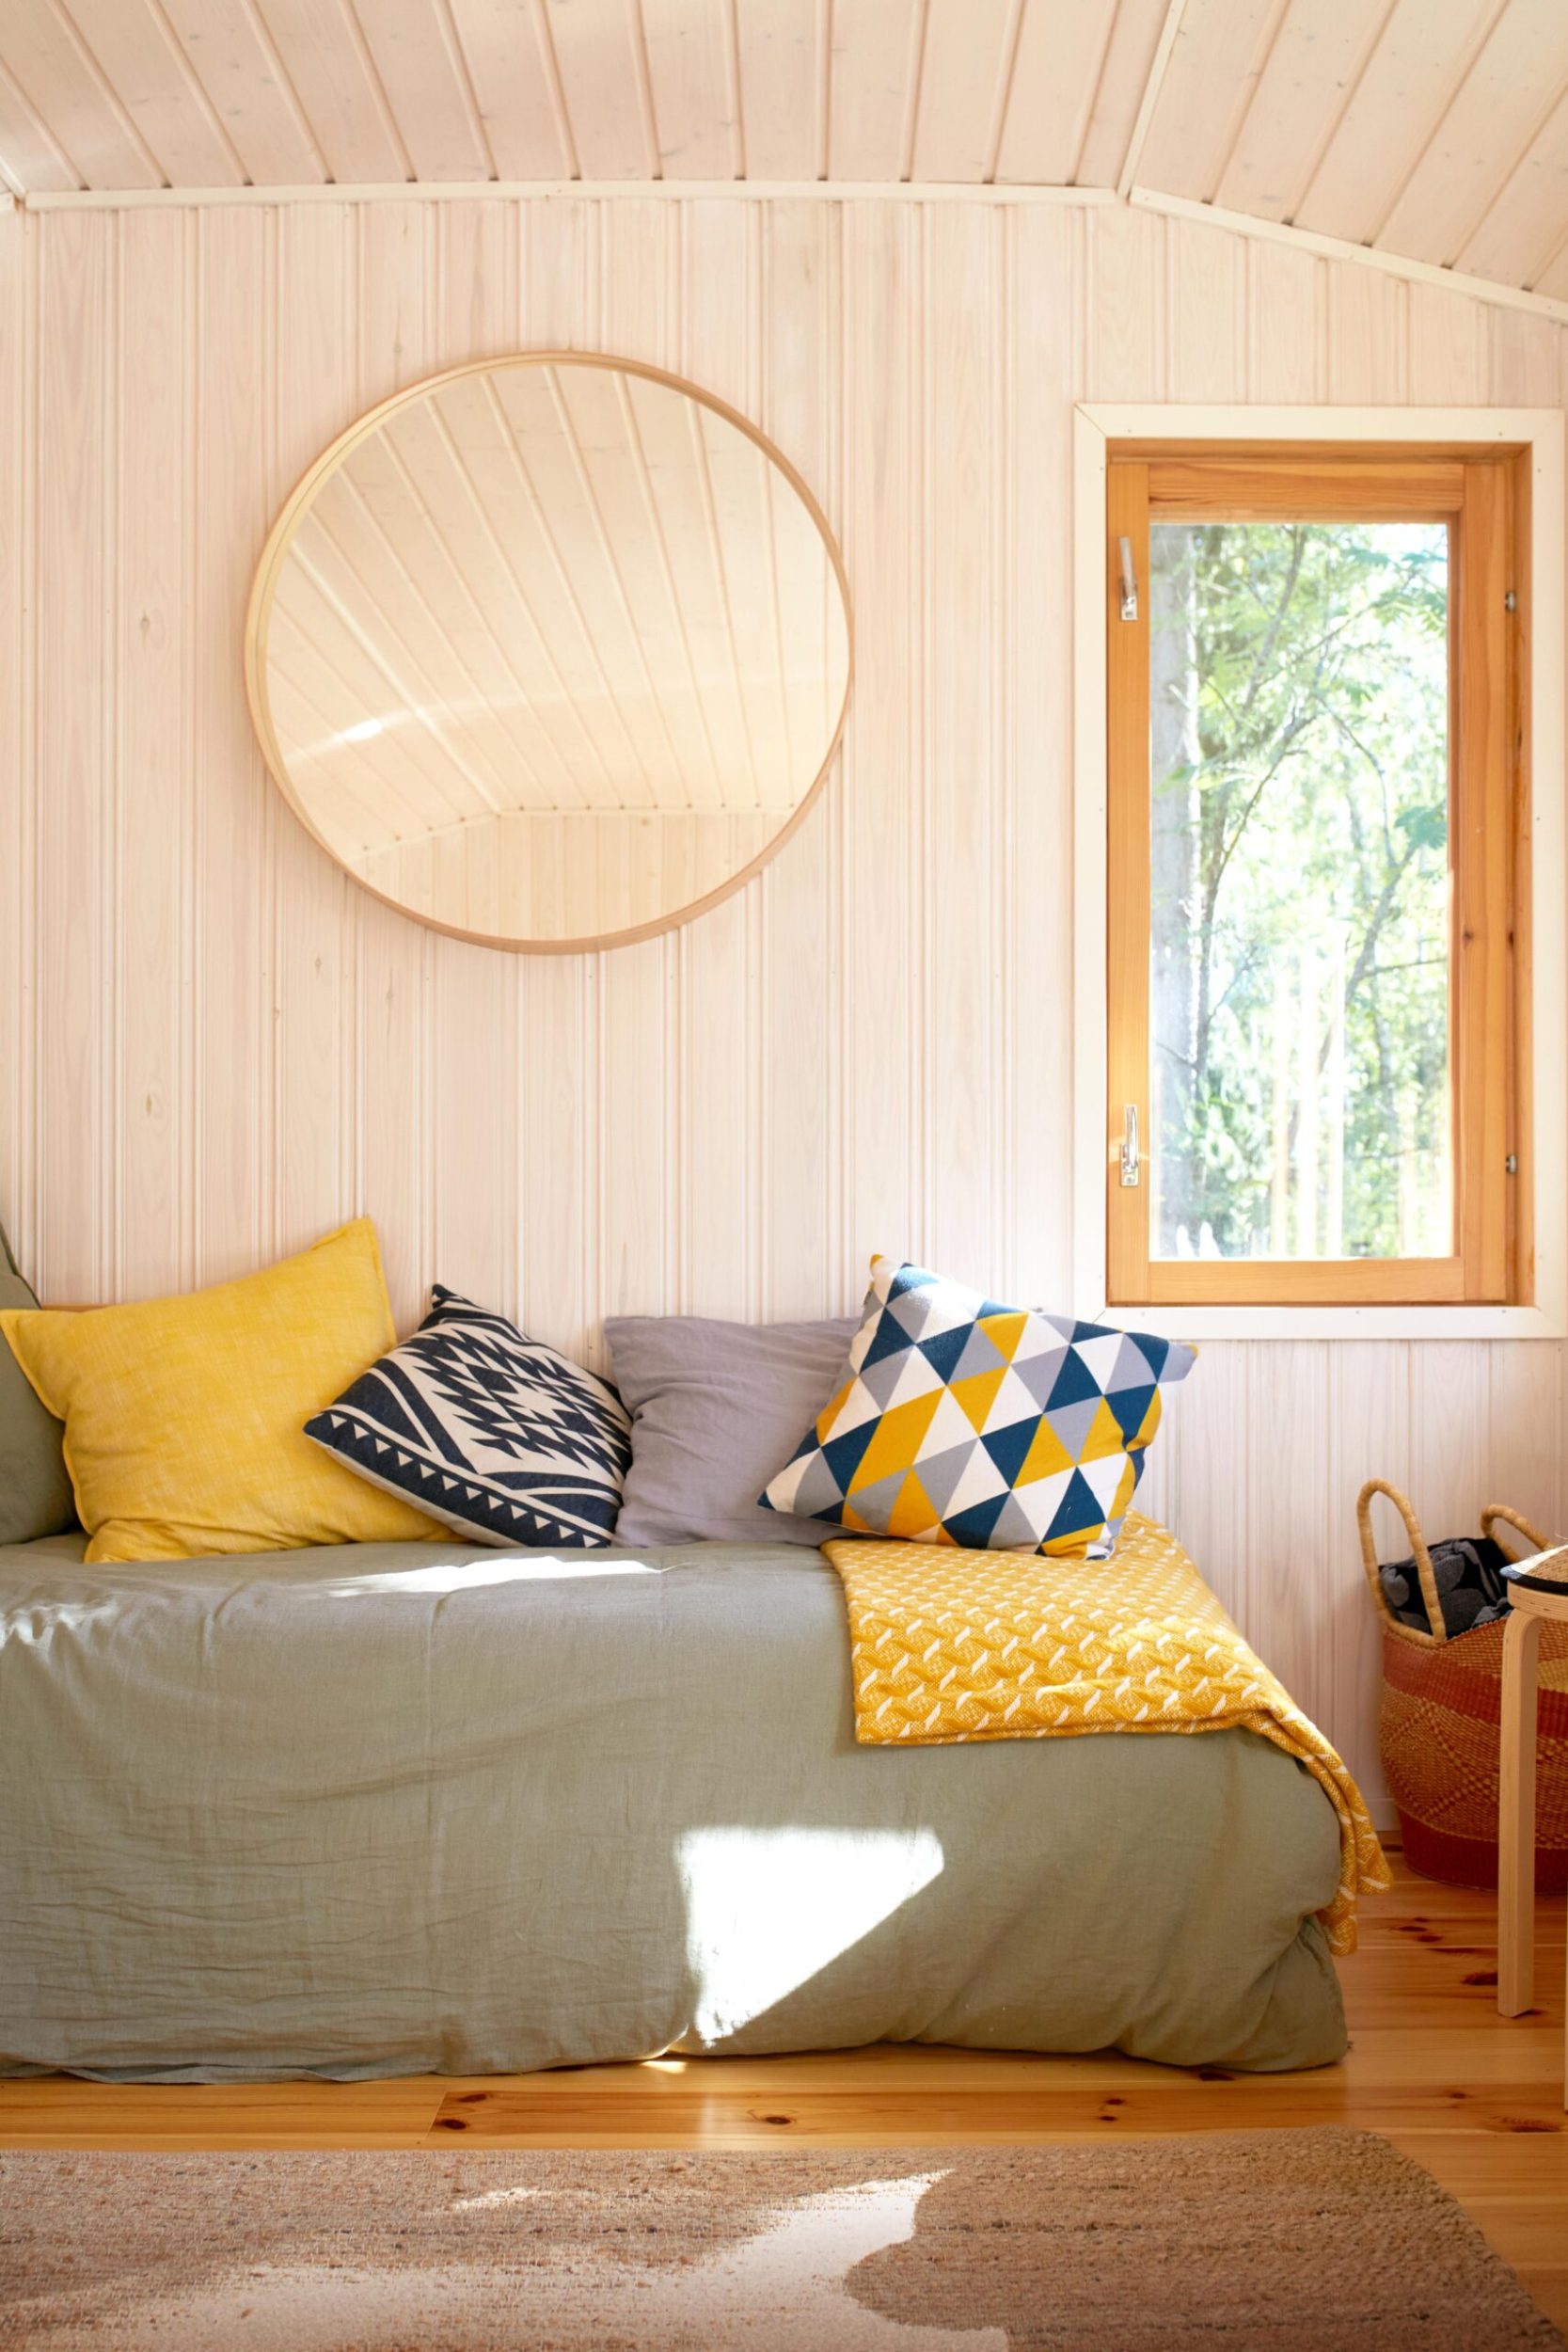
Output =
[{"x1": 10, "y1": 2173, "x2": 1003, "y2": 2352}]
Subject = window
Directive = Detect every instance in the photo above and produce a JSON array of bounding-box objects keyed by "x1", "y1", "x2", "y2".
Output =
[{"x1": 1105, "y1": 446, "x2": 1528, "y2": 1309}]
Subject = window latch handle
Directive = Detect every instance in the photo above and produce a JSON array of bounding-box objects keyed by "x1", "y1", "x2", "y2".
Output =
[
  {"x1": 1117, "y1": 535, "x2": 1138, "y2": 622},
  {"x1": 1120, "y1": 1103, "x2": 1141, "y2": 1187}
]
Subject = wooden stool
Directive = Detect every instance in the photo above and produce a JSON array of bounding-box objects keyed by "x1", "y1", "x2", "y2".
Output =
[{"x1": 1497, "y1": 1544, "x2": 1568, "y2": 2105}]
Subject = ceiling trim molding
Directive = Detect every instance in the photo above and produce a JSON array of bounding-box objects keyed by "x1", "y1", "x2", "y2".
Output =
[
  {"x1": 11, "y1": 169, "x2": 1568, "y2": 325},
  {"x1": 17, "y1": 176, "x2": 1120, "y2": 213},
  {"x1": 1130, "y1": 183, "x2": 1568, "y2": 328}
]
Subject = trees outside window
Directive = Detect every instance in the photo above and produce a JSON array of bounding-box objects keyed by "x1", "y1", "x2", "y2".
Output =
[{"x1": 1148, "y1": 518, "x2": 1450, "y2": 1265}]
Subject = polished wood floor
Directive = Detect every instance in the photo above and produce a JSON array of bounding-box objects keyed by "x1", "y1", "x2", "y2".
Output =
[{"x1": 2, "y1": 1861, "x2": 1564, "y2": 2328}]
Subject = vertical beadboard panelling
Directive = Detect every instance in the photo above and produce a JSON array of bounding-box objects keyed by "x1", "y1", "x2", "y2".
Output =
[
  {"x1": 515, "y1": 196, "x2": 594, "y2": 1360},
  {"x1": 597, "y1": 202, "x2": 678, "y2": 1328},
  {"x1": 1166, "y1": 216, "x2": 1246, "y2": 403},
  {"x1": 1006, "y1": 205, "x2": 1077, "y2": 1313},
  {"x1": 195, "y1": 206, "x2": 270, "y2": 1288},
  {"x1": 1412, "y1": 1343, "x2": 1491, "y2": 1539},
  {"x1": 272, "y1": 203, "x2": 354, "y2": 1267},
  {"x1": 1409, "y1": 284, "x2": 1487, "y2": 404},
  {"x1": 841, "y1": 199, "x2": 919, "y2": 1301},
  {"x1": 1164, "y1": 1342, "x2": 1249, "y2": 1629},
  {"x1": 678, "y1": 198, "x2": 758, "y2": 1321},
  {"x1": 1489, "y1": 306, "x2": 1562, "y2": 406},
  {"x1": 923, "y1": 203, "x2": 1000, "y2": 1286},
  {"x1": 37, "y1": 211, "x2": 111, "y2": 1305},
  {"x1": 1327, "y1": 1345, "x2": 1412, "y2": 1812},
  {"x1": 1170, "y1": 212, "x2": 1241, "y2": 405},
  {"x1": 1328, "y1": 266, "x2": 1408, "y2": 404},
  {"x1": 1246, "y1": 1342, "x2": 1333, "y2": 1732},
  {"x1": 355, "y1": 201, "x2": 435, "y2": 1329},
  {"x1": 1487, "y1": 1344, "x2": 1564, "y2": 1542},
  {"x1": 428, "y1": 199, "x2": 517, "y2": 1315},
  {"x1": 118, "y1": 210, "x2": 190, "y2": 1298},
  {"x1": 3, "y1": 195, "x2": 1564, "y2": 1813},
  {"x1": 1087, "y1": 204, "x2": 1164, "y2": 401},
  {"x1": 1246, "y1": 239, "x2": 1323, "y2": 404},
  {"x1": 759, "y1": 199, "x2": 840, "y2": 1318}
]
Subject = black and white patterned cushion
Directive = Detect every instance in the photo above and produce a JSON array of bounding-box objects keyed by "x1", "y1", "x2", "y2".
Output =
[{"x1": 306, "y1": 1286, "x2": 631, "y2": 1549}]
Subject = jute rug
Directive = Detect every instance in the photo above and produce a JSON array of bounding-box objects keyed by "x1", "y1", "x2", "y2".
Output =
[{"x1": 0, "y1": 2127, "x2": 1560, "y2": 2350}]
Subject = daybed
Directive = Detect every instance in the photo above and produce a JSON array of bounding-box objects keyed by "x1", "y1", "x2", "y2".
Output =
[{"x1": 0, "y1": 1526, "x2": 1348, "y2": 2083}]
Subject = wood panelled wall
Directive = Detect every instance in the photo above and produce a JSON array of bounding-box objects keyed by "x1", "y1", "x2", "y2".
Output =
[{"x1": 2, "y1": 193, "x2": 1565, "y2": 1814}]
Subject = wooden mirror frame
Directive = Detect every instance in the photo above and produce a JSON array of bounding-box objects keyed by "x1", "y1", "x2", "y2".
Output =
[{"x1": 244, "y1": 351, "x2": 854, "y2": 956}]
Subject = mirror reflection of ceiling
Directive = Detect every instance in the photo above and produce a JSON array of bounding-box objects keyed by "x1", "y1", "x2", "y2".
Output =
[{"x1": 255, "y1": 357, "x2": 851, "y2": 950}]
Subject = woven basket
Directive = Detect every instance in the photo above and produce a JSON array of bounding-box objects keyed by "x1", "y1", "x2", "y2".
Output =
[{"x1": 1358, "y1": 1480, "x2": 1568, "y2": 1890}]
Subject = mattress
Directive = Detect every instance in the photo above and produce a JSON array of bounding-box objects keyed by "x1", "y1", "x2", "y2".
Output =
[{"x1": 0, "y1": 1532, "x2": 1347, "y2": 2081}]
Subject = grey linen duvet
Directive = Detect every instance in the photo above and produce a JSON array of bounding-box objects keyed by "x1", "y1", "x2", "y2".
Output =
[{"x1": 0, "y1": 1534, "x2": 1347, "y2": 2081}]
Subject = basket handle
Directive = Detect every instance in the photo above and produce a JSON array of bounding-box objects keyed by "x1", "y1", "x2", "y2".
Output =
[
  {"x1": 1480, "y1": 1502, "x2": 1549, "y2": 1561},
  {"x1": 1357, "y1": 1478, "x2": 1447, "y2": 1645}
]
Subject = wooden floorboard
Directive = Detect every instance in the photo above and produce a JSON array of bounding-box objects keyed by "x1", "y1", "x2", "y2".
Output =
[{"x1": 2, "y1": 1862, "x2": 1564, "y2": 2327}]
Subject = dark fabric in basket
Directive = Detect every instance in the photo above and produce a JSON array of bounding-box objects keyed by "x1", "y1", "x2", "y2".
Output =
[{"x1": 1379, "y1": 1536, "x2": 1513, "y2": 1639}]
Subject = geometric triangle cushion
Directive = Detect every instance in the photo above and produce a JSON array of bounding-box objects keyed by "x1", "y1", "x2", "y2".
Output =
[
  {"x1": 760, "y1": 1257, "x2": 1196, "y2": 1559},
  {"x1": 306, "y1": 1286, "x2": 631, "y2": 1549}
]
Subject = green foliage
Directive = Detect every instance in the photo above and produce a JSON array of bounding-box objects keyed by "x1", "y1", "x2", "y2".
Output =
[{"x1": 1148, "y1": 519, "x2": 1451, "y2": 1263}]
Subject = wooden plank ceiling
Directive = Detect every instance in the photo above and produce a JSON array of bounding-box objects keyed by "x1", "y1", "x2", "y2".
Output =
[{"x1": 0, "y1": 0, "x2": 1566, "y2": 303}]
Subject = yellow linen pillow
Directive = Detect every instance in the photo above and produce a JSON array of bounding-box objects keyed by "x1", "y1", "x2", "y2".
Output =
[{"x1": 0, "y1": 1219, "x2": 444, "y2": 1564}]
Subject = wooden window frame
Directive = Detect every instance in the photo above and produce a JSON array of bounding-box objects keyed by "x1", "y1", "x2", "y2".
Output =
[{"x1": 1072, "y1": 406, "x2": 1566, "y2": 1343}]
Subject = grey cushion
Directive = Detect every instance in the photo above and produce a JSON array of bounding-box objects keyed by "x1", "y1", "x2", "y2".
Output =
[
  {"x1": 0, "y1": 1223, "x2": 75, "y2": 1546},
  {"x1": 605, "y1": 1313, "x2": 857, "y2": 1548}
]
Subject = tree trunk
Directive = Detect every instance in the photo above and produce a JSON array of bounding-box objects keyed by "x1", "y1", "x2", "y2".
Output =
[{"x1": 1149, "y1": 528, "x2": 1200, "y2": 1252}]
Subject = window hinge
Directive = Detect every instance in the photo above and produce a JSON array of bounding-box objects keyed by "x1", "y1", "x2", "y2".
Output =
[
  {"x1": 1120, "y1": 1103, "x2": 1141, "y2": 1186},
  {"x1": 1505, "y1": 1152, "x2": 1519, "y2": 1175},
  {"x1": 1504, "y1": 589, "x2": 1518, "y2": 612},
  {"x1": 1117, "y1": 536, "x2": 1138, "y2": 622}
]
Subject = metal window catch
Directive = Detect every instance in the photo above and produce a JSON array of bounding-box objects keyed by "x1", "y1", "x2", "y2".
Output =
[
  {"x1": 1117, "y1": 535, "x2": 1138, "y2": 622},
  {"x1": 1120, "y1": 1104, "x2": 1141, "y2": 1187}
]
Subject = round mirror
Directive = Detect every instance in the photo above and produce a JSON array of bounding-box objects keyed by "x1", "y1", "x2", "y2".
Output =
[{"x1": 246, "y1": 354, "x2": 852, "y2": 953}]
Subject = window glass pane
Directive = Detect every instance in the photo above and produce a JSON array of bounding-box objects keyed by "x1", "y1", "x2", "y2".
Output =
[{"x1": 1148, "y1": 519, "x2": 1451, "y2": 1263}]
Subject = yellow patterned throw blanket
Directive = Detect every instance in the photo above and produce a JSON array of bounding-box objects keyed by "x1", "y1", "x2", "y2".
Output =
[{"x1": 825, "y1": 1511, "x2": 1389, "y2": 1955}]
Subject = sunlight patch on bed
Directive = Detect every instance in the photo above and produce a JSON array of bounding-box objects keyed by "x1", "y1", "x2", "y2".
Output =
[
  {"x1": 3, "y1": 1599, "x2": 124, "y2": 1645},
  {"x1": 326, "y1": 1555, "x2": 661, "y2": 1597},
  {"x1": 678, "y1": 1827, "x2": 943, "y2": 2041}
]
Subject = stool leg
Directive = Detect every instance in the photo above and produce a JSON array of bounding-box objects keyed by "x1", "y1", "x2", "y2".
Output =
[{"x1": 1497, "y1": 1609, "x2": 1541, "y2": 2017}]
